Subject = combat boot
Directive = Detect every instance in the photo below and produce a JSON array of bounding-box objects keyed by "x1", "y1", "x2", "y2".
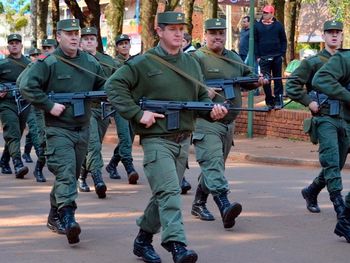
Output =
[
  {"x1": 334, "y1": 206, "x2": 350, "y2": 243},
  {"x1": 181, "y1": 177, "x2": 192, "y2": 195},
  {"x1": 106, "y1": 155, "x2": 121, "y2": 179},
  {"x1": 330, "y1": 191, "x2": 345, "y2": 219},
  {"x1": 123, "y1": 160, "x2": 139, "y2": 184},
  {"x1": 301, "y1": 182, "x2": 323, "y2": 213},
  {"x1": 78, "y1": 167, "x2": 90, "y2": 192},
  {"x1": 213, "y1": 192, "x2": 242, "y2": 229},
  {"x1": 22, "y1": 153, "x2": 33, "y2": 163},
  {"x1": 91, "y1": 170, "x2": 107, "y2": 198},
  {"x1": 47, "y1": 206, "x2": 66, "y2": 235},
  {"x1": 133, "y1": 229, "x2": 161, "y2": 263},
  {"x1": 58, "y1": 206, "x2": 81, "y2": 244},
  {"x1": 0, "y1": 159, "x2": 12, "y2": 174},
  {"x1": 13, "y1": 157, "x2": 29, "y2": 179},
  {"x1": 33, "y1": 161, "x2": 46, "y2": 182},
  {"x1": 162, "y1": 241, "x2": 198, "y2": 263},
  {"x1": 191, "y1": 185, "x2": 215, "y2": 221}
]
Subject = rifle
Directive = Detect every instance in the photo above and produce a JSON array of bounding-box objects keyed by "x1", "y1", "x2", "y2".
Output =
[
  {"x1": 101, "y1": 102, "x2": 116, "y2": 120},
  {"x1": 47, "y1": 90, "x2": 108, "y2": 117},
  {"x1": 205, "y1": 76, "x2": 297, "y2": 100},
  {"x1": 0, "y1": 82, "x2": 31, "y2": 114},
  {"x1": 308, "y1": 90, "x2": 340, "y2": 116},
  {"x1": 139, "y1": 98, "x2": 269, "y2": 130},
  {"x1": 0, "y1": 82, "x2": 19, "y2": 94}
]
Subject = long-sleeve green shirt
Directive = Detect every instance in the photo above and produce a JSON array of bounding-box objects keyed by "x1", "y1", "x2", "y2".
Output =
[
  {"x1": 19, "y1": 47, "x2": 106, "y2": 128},
  {"x1": 105, "y1": 45, "x2": 212, "y2": 136}
]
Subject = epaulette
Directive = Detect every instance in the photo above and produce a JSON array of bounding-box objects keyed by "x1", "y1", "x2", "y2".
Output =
[
  {"x1": 38, "y1": 53, "x2": 49, "y2": 61},
  {"x1": 126, "y1": 53, "x2": 140, "y2": 62},
  {"x1": 39, "y1": 53, "x2": 57, "y2": 66},
  {"x1": 230, "y1": 49, "x2": 239, "y2": 56}
]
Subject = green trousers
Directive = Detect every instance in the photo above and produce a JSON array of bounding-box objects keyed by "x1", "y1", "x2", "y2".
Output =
[
  {"x1": 83, "y1": 108, "x2": 110, "y2": 173},
  {"x1": 46, "y1": 126, "x2": 89, "y2": 210},
  {"x1": 137, "y1": 136, "x2": 189, "y2": 245},
  {"x1": 0, "y1": 100, "x2": 29, "y2": 159},
  {"x1": 192, "y1": 118, "x2": 234, "y2": 196},
  {"x1": 23, "y1": 106, "x2": 41, "y2": 154},
  {"x1": 312, "y1": 116, "x2": 349, "y2": 194}
]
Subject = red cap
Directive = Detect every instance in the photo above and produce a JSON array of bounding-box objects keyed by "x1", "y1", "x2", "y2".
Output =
[{"x1": 263, "y1": 5, "x2": 275, "y2": 14}]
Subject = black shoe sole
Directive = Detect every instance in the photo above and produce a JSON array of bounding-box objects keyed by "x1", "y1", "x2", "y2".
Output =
[
  {"x1": 95, "y1": 184, "x2": 107, "y2": 199},
  {"x1": 128, "y1": 172, "x2": 139, "y2": 185},
  {"x1": 223, "y1": 203, "x2": 242, "y2": 229},
  {"x1": 15, "y1": 167, "x2": 29, "y2": 179},
  {"x1": 181, "y1": 186, "x2": 191, "y2": 195},
  {"x1": 191, "y1": 209, "x2": 215, "y2": 221},
  {"x1": 133, "y1": 248, "x2": 162, "y2": 263},
  {"x1": 177, "y1": 252, "x2": 198, "y2": 263},
  {"x1": 334, "y1": 224, "x2": 350, "y2": 243},
  {"x1": 66, "y1": 224, "x2": 81, "y2": 244},
  {"x1": 47, "y1": 221, "x2": 66, "y2": 235},
  {"x1": 301, "y1": 189, "x2": 320, "y2": 213}
]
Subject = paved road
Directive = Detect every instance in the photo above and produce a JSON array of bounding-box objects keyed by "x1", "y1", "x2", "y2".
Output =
[{"x1": 1, "y1": 147, "x2": 350, "y2": 263}]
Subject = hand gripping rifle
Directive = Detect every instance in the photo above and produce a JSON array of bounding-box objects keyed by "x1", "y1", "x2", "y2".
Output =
[
  {"x1": 0, "y1": 82, "x2": 31, "y2": 114},
  {"x1": 139, "y1": 98, "x2": 269, "y2": 130}
]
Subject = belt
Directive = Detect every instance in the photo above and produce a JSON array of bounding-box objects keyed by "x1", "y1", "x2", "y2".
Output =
[
  {"x1": 142, "y1": 132, "x2": 191, "y2": 143},
  {"x1": 218, "y1": 119, "x2": 233, "y2": 125}
]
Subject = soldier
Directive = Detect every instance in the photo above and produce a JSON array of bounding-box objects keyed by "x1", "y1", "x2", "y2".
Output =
[
  {"x1": 312, "y1": 49, "x2": 350, "y2": 243},
  {"x1": 19, "y1": 19, "x2": 106, "y2": 245},
  {"x1": 41, "y1": 39, "x2": 57, "y2": 54},
  {"x1": 78, "y1": 26, "x2": 118, "y2": 198},
  {"x1": 286, "y1": 20, "x2": 346, "y2": 219},
  {"x1": 106, "y1": 11, "x2": 228, "y2": 263},
  {"x1": 0, "y1": 33, "x2": 30, "y2": 179},
  {"x1": 190, "y1": 18, "x2": 265, "y2": 228},
  {"x1": 105, "y1": 33, "x2": 140, "y2": 184}
]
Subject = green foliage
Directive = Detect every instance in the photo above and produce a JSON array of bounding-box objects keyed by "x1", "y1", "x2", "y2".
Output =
[
  {"x1": 0, "y1": 2, "x2": 4, "y2": 13},
  {"x1": 14, "y1": 16, "x2": 28, "y2": 31},
  {"x1": 296, "y1": 42, "x2": 320, "y2": 53},
  {"x1": 2, "y1": 0, "x2": 28, "y2": 31}
]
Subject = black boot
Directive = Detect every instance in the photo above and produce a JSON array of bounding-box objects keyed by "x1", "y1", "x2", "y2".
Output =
[
  {"x1": 213, "y1": 192, "x2": 242, "y2": 229},
  {"x1": 133, "y1": 229, "x2": 161, "y2": 263},
  {"x1": 301, "y1": 182, "x2": 323, "y2": 213},
  {"x1": 123, "y1": 160, "x2": 139, "y2": 184},
  {"x1": 106, "y1": 155, "x2": 121, "y2": 179},
  {"x1": 334, "y1": 206, "x2": 350, "y2": 243},
  {"x1": 22, "y1": 152, "x2": 33, "y2": 163},
  {"x1": 13, "y1": 157, "x2": 29, "y2": 179},
  {"x1": 47, "y1": 206, "x2": 66, "y2": 235},
  {"x1": 0, "y1": 148, "x2": 12, "y2": 174},
  {"x1": 91, "y1": 170, "x2": 107, "y2": 198},
  {"x1": 78, "y1": 167, "x2": 90, "y2": 192},
  {"x1": 162, "y1": 241, "x2": 198, "y2": 263},
  {"x1": 181, "y1": 177, "x2": 192, "y2": 195},
  {"x1": 191, "y1": 185, "x2": 215, "y2": 221},
  {"x1": 58, "y1": 206, "x2": 81, "y2": 244},
  {"x1": 330, "y1": 191, "x2": 345, "y2": 219},
  {"x1": 33, "y1": 161, "x2": 46, "y2": 182}
]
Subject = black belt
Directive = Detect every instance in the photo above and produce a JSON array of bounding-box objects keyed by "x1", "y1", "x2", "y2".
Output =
[{"x1": 142, "y1": 132, "x2": 191, "y2": 143}]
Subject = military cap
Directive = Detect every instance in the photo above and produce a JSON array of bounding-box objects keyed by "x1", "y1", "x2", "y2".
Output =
[
  {"x1": 115, "y1": 34, "x2": 131, "y2": 44},
  {"x1": 157, "y1": 12, "x2": 186, "y2": 25},
  {"x1": 57, "y1": 19, "x2": 80, "y2": 31},
  {"x1": 28, "y1": 47, "x2": 42, "y2": 56},
  {"x1": 42, "y1": 39, "x2": 57, "y2": 47},
  {"x1": 7, "y1": 34, "x2": 22, "y2": 43},
  {"x1": 81, "y1": 27, "x2": 98, "y2": 36},
  {"x1": 205, "y1": 18, "x2": 227, "y2": 30},
  {"x1": 323, "y1": 20, "x2": 343, "y2": 31}
]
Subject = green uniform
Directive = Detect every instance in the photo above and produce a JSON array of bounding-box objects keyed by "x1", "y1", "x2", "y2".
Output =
[
  {"x1": 19, "y1": 47, "x2": 105, "y2": 209},
  {"x1": 0, "y1": 55, "x2": 30, "y2": 161},
  {"x1": 106, "y1": 45, "x2": 211, "y2": 245},
  {"x1": 83, "y1": 51, "x2": 117, "y2": 173},
  {"x1": 192, "y1": 47, "x2": 252, "y2": 196},
  {"x1": 286, "y1": 49, "x2": 349, "y2": 195},
  {"x1": 312, "y1": 50, "x2": 350, "y2": 207}
]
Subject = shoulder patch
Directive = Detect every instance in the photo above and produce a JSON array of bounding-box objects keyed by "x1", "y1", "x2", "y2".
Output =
[{"x1": 41, "y1": 54, "x2": 57, "y2": 66}]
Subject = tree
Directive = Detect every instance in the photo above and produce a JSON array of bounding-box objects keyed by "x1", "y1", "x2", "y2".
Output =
[
  {"x1": 163, "y1": 0, "x2": 181, "y2": 11},
  {"x1": 284, "y1": 0, "x2": 302, "y2": 62},
  {"x1": 51, "y1": 0, "x2": 60, "y2": 37},
  {"x1": 140, "y1": 0, "x2": 158, "y2": 52},
  {"x1": 183, "y1": 0, "x2": 196, "y2": 35},
  {"x1": 30, "y1": 0, "x2": 37, "y2": 47},
  {"x1": 37, "y1": 0, "x2": 49, "y2": 42},
  {"x1": 3, "y1": 0, "x2": 30, "y2": 32},
  {"x1": 105, "y1": 0, "x2": 125, "y2": 56},
  {"x1": 203, "y1": 0, "x2": 218, "y2": 20}
]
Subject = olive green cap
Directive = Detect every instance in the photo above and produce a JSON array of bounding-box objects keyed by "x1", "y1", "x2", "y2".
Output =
[
  {"x1": 115, "y1": 34, "x2": 131, "y2": 44},
  {"x1": 28, "y1": 48, "x2": 42, "y2": 56},
  {"x1": 157, "y1": 12, "x2": 186, "y2": 25},
  {"x1": 205, "y1": 18, "x2": 227, "y2": 30},
  {"x1": 57, "y1": 19, "x2": 80, "y2": 31},
  {"x1": 81, "y1": 27, "x2": 98, "y2": 36},
  {"x1": 7, "y1": 34, "x2": 22, "y2": 43},
  {"x1": 323, "y1": 20, "x2": 343, "y2": 31},
  {"x1": 41, "y1": 39, "x2": 57, "y2": 47}
]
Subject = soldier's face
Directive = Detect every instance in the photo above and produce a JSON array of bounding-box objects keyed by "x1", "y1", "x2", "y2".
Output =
[
  {"x1": 7, "y1": 40, "x2": 23, "y2": 56},
  {"x1": 205, "y1": 29, "x2": 226, "y2": 54},
  {"x1": 323, "y1": 30, "x2": 343, "y2": 49},
  {"x1": 157, "y1": 24, "x2": 185, "y2": 51},
  {"x1": 57, "y1": 30, "x2": 80, "y2": 56},
  {"x1": 116, "y1": 40, "x2": 131, "y2": 56},
  {"x1": 80, "y1": 35, "x2": 98, "y2": 54},
  {"x1": 42, "y1": 46, "x2": 55, "y2": 54}
]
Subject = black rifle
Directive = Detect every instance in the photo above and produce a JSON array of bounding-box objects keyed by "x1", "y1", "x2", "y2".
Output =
[
  {"x1": 0, "y1": 82, "x2": 18, "y2": 94},
  {"x1": 0, "y1": 82, "x2": 31, "y2": 114},
  {"x1": 139, "y1": 98, "x2": 269, "y2": 130},
  {"x1": 308, "y1": 90, "x2": 340, "y2": 116},
  {"x1": 205, "y1": 76, "x2": 297, "y2": 100},
  {"x1": 101, "y1": 102, "x2": 116, "y2": 120},
  {"x1": 47, "y1": 90, "x2": 108, "y2": 117}
]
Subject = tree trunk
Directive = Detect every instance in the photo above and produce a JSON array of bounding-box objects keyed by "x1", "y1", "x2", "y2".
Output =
[
  {"x1": 105, "y1": 0, "x2": 125, "y2": 56},
  {"x1": 163, "y1": 0, "x2": 180, "y2": 11},
  {"x1": 37, "y1": 0, "x2": 49, "y2": 41},
  {"x1": 51, "y1": 0, "x2": 60, "y2": 37},
  {"x1": 183, "y1": 0, "x2": 195, "y2": 35},
  {"x1": 64, "y1": 0, "x2": 87, "y2": 27},
  {"x1": 30, "y1": 0, "x2": 37, "y2": 47},
  {"x1": 284, "y1": 0, "x2": 301, "y2": 63},
  {"x1": 85, "y1": 0, "x2": 103, "y2": 52},
  {"x1": 203, "y1": 0, "x2": 218, "y2": 20},
  {"x1": 140, "y1": 0, "x2": 158, "y2": 52},
  {"x1": 273, "y1": 0, "x2": 285, "y2": 26}
]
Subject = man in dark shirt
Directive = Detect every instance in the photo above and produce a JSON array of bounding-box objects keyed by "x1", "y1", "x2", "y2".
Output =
[{"x1": 239, "y1": 16, "x2": 250, "y2": 62}]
